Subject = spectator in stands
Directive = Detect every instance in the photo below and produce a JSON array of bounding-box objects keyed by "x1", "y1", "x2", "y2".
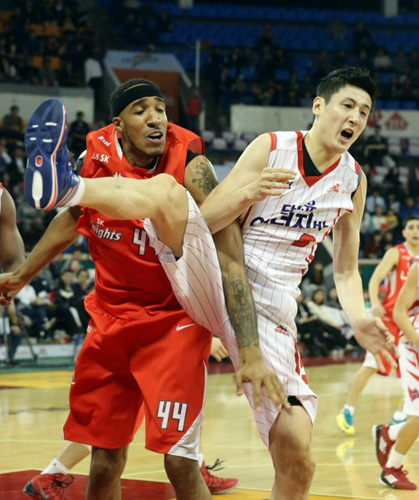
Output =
[
  {"x1": 41, "y1": 58, "x2": 59, "y2": 87},
  {"x1": 296, "y1": 291, "x2": 329, "y2": 357},
  {"x1": 8, "y1": 145, "x2": 26, "y2": 186},
  {"x1": 155, "y1": 8, "x2": 173, "y2": 33},
  {"x1": 84, "y1": 51, "x2": 103, "y2": 114},
  {"x1": 1, "y1": 105, "x2": 24, "y2": 141},
  {"x1": 393, "y1": 49, "x2": 410, "y2": 75},
  {"x1": 366, "y1": 188, "x2": 386, "y2": 214},
  {"x1": 373, "y1": 46, "x2": 393, "y2": 72},
  {"x1": 186, "y1": 86, "x2": 201, "y2": 135},
  {"x1": 307, "y1": 289, "x2": 348, "y2": 353},
  {"x1": 401, "y1": 196, "x2": 419, "y2": 220},
  {"x1": 55, "y1": 270, "x2": 83, "y2": 339},
  {"x1": 382, "y1": 230, "x2": 396, "y2": 253},
  {"x1": 382, "y1": 166, "x2": 402, "y2": 195},
  {"x1": 353, "y1": 22, "x2": 374, "y2": 64},
  {"x1": 72, "y1": 268, "x2": 93, "y2": 330},
  {"x1": 328, "y1": 17, "x2": 347, "y2": 42},
  {"x1": 14, "y1": 282, "x2": 39, "y2": 338},
  {"x1": 385, "y1": 209, "x2": 400, "y2": 232},
  {"x1": 301, "y1": 260, "x2": 327, "y2": 298},
  {"x1": 257, "y1": 22, "x2": 276, "y2": 49},
  {"x1": 0, "y1": 139, "x2": 12, "y2": 174},
  {"x1": 68, "y1": 111, "x2": 90, "y2": 159},
  {"x1": 364, "y1": 125, "x2": 396, "y2": 168},
  {"x1": 364, "y1": 231, "x2": 384, "y2": 258},
  {"x1": 387, "y1": 191, "x2": 401, "y2": 214},
  {"x1": 371, "y1": 205, "x2": 389, "y2": 232}
]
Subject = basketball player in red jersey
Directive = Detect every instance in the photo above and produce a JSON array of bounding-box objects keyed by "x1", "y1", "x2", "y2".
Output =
[
  {"x1": 337, "y1": 216, "x2": 419, "y2": 436},
  {"x1": 1, "y1": 80, "x2": 289, "y2": 500}
]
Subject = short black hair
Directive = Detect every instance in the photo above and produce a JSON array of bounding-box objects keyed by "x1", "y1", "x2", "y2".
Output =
[
  {"x1": 316, "y1": 67, "x2": 376, "y2": 108},
  {"x1": 403, "y1": 216, "x2": 419, "y2": 229},
  {"x1": 109, "y1": 78, "x2": 161, "y2": 116}
]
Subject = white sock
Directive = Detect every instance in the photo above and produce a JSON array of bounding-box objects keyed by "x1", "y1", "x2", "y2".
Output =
[
  {"x1": 388, "y1": 422, "x2": 405, "y2": 441},
  {"x1": 67, "y1": 177, "x2": 85, "y2": 207},
  {"x1": 392, "y1": 411, "x2": 407, "y2": 421},
  {"x1": 386, "y1": 449, "x2": 406, "y2": 469},
  {"x1": 42, "y1": 459, "x2": 70, "y2": 475},
  {"x1": 343, "y1": 405, "x2": 355, "y2": 416}
]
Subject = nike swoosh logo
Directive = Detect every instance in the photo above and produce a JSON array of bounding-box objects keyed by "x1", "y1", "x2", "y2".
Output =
[{"x1": 176, "y1": 323, "x2": 196, "y2": 331}]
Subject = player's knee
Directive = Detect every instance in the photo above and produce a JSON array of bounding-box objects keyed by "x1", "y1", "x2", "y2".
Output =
[
  {"x1": 152, "y1": 174, "x2": 186, "y2": 214},
  {"x1": 164, "y1": 454, "x2": 198, "y2": 486},
  {"x1": 90, "y1": 448, "x2": 127, "y2": 481}
]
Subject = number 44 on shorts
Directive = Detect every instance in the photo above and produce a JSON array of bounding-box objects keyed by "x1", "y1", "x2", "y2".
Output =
[{"x1": 158, "y1": 400, "x2": 188, "y2": 431}]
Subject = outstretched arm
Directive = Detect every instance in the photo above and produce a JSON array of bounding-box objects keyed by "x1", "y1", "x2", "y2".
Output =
[
  {"x1": 200, "y1": 134, "x2": 295, "y2": 234},
  {"x1": 333, "y1": 173, "x2": 396, "y2": 370},
  {"x1": 0, "y1": 207, "x2": 81, "y2": 297},
  {"x1": 0, "y1": 189, "x2": 25, "y2": 272},
  {"x1": 185, "y1": 155, "x2": 289, "y2": 410}
]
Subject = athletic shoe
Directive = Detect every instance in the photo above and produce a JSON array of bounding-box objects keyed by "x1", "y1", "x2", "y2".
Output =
[
  {"x1": 380, "y1": 466, "x2": 417, "y2": 490},
  {"x1": 23, "y1": 473, "x2": 74, "y2": 499},
  {"x1": 200, "y1": 458, "x2": 239, "y2": 494},
  {"x1": 336, "y1": 409, "x2": 355, "y2": 435},
  {"x1": 389, "y1": 415, "x2": 407, "y2": 426},
  {"x1": 24, "y1": 98, "x2": 81, "y2": 210},
  {"x1": 373, "y1": 424, "x2": 395, "y2": 468}
]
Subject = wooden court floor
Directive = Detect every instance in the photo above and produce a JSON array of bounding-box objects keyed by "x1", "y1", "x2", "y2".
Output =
[{"x1": 1, "y1": 361, "x2": 418, "y2": 499}]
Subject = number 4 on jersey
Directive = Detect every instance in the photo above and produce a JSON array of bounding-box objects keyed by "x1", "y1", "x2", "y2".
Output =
[{"x1": 157, "y1": 400, "x2": 188, "y2": 432}]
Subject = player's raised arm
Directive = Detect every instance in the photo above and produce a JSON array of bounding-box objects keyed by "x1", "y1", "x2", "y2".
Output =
[{"x1": 200, "y1": 134, "x2": 295, "y2": 234}]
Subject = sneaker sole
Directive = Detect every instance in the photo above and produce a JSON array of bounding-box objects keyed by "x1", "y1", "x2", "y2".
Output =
[{"x1": 24, "y1": 98, "x2": 67, "y2": 210}]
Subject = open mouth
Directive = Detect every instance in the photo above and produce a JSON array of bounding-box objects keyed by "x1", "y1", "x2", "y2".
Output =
[
  {"x1": 147, "y1": 131, "x2": 163, "y2": 141},
  {"x1": 341, "y1": 129, "x2": 354, "y2": 140}
]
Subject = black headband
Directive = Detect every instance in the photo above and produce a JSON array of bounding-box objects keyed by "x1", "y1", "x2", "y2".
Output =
[{"x1": 111, "y1": 83, "x2": 165, "y2": 117}]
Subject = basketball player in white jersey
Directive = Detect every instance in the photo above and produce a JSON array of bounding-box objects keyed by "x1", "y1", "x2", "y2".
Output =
[{"x1": 4, "y1": 68, "x2": 394, "y2": 499}]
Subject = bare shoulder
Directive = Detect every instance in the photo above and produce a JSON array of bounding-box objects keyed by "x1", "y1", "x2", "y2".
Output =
[{"x1": 184, "y1": 155, "x2": 218, "y2": 205}]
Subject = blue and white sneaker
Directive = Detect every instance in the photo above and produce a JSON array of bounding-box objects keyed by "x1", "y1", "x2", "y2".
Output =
[{"x1": 24, "y1": 98, "x2": 81, "y2": 210}]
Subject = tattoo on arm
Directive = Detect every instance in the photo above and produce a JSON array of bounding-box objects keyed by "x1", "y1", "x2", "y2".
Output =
[
  {"x1": 190, "y1": 160, "x2": 217, "y2": 196},
  {"x1": 224, "y1": 276, "x2": 259, "y2": 348}
]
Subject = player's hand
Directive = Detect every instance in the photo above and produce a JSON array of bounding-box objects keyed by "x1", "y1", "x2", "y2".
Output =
[
  {"x1": 0, "y1": 272, "x2": 27, "y2": 305},
  {"x1": 243, "y1": 168, "x2": 296, "y2": 203},
  {"x1": 210, "y1": 337, "x2": 229, "y2": 362},
  {"x1": 371, "y1": 303, "x2": 386, "y2": 319},
  {"x1": 353, "y1": 317, "x2": 398, "y2": 372},
  {"x1": 234, "y1": 346, "x2": 290, "y2": 411}
]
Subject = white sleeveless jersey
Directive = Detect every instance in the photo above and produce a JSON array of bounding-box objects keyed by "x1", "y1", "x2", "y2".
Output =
[{"x1": 240, "y1": 131, "x2": 361, "y2": 322}]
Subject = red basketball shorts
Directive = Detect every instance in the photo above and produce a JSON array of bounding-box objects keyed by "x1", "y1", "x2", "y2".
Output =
[{"x1": 64, "y1": 294, "x2": 212, "y2": 459}]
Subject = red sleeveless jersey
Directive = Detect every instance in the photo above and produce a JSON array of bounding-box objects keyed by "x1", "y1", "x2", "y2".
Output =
[
  {"x1": 381, "y1": 243, "x2": 416, "y2": 316},
  {"x1": 76, "y1": 122, "x2": 204, "y2": 316}
]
